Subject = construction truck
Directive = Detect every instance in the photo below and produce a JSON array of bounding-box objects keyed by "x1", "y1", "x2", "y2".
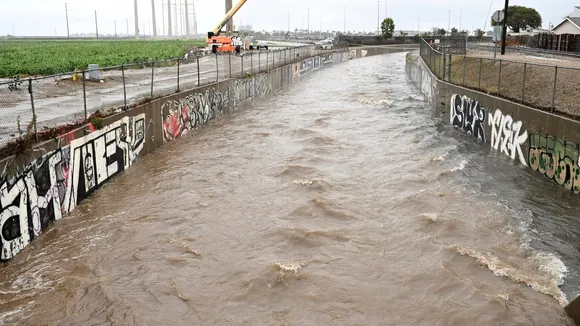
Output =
[{"x1": 207, "y1": 0, "x2": 247, "y2": 54}]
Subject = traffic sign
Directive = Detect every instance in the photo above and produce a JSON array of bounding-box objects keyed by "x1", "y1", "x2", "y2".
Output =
[{"x1": 492, "y1": 10, "x2": 505, "y2": 23}]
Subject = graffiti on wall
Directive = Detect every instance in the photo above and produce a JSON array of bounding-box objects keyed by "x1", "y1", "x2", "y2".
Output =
[
  {"x1": 528, "y1": 133, "x2": 580, "y2": 194},
  {"x1": 488, "y1": 109, "x2": 528, "y2": 166},
  {"x1": 0, "y1": 114, "x2": 145, "y2": 260},
  {"x1": 420, "y1": 69, "x2": 433, "y2": 104},
  {"x1": 162, "y1": 89, "x2": 230, "y2": 142},
  {"x1": 233, "y1": 74, "x2": 272, "y2": 107},
  {"x1": 450, "y1": 94, "x2": 487, "y2": 142}
]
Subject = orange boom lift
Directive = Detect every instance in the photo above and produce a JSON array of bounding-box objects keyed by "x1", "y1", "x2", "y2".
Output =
[{"x1": 207, "y1": 0, "x2": 248, "y2": 53}]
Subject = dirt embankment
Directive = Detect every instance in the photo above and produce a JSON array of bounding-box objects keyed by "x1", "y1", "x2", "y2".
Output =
[{"x1": 448, "y1": 50, "x2": 580, "y2": 120}]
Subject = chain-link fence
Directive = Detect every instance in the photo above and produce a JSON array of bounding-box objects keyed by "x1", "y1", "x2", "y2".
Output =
[
  {"x1": 0, "y1": 44, "x2": 341, "y2": 152},
  {"x1": 420, "y1": 39, "x2": 580, "y2": 120}
]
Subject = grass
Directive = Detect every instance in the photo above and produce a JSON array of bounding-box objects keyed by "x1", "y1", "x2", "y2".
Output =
[
  {"x1": 0, "y1": 38, "x2": 206, "y2": 77},
  {"x1": 425, "y1": 53, "x2": 580, "y2": 119}
]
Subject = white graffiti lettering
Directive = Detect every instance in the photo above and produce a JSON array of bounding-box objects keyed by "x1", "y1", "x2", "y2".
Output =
[{"x1": 488, "y1": 109, "x2": 528, "y2": 166}]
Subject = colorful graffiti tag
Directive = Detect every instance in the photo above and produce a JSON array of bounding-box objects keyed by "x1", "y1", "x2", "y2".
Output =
[{"x1": 528, "y1": 133, "x2": 580, "y2": 194}]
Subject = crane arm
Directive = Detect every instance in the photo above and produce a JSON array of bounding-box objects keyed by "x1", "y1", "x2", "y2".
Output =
[{"x1": 209, "y1": 0, "x2": 248, "y2": 38}]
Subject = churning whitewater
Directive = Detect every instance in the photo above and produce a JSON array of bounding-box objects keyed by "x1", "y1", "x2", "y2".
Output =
[{"x1": 1, "y1": 52, "x2": 578, "y2": 325}]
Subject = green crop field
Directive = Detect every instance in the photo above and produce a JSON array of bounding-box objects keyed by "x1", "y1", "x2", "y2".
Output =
[{"x1": 0, "y1": 38, "x2": 206, "y2": 78}]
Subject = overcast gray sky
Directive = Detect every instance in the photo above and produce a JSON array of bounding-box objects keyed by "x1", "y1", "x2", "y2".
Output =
[{"x1": 1, "y1": 0, "x2": 578, "y2": 36}]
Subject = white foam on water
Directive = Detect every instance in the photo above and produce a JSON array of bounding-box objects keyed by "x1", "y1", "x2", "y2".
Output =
[
  {"x1": 419, "y1": 213, "x2": 438, "y2": 222},
  {"x1": 275, "y1": 260, "x2": 309, "y2": 274},
  {"x1": 293, "y1": 179, "x2": 315, "y2": 186},
  {"x1": 451, "y1": 160, "x2": 467, "y2": 172},
  {"x1": 453, "y1": 245, "x2": 568, "y2": 306}
]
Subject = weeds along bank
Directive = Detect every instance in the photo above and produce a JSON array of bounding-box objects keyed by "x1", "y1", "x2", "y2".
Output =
[
  {"x1": 406, "y1": 52, "x2": 580, "y2": 195},
  {"x1": 0, "y1": 46, "x2": 411, "y2": 262}
]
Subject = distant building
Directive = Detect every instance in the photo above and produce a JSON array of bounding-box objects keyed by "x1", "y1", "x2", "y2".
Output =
[
  {"x1": 238, "y1": 24, "x2": 253, "y2": 32},
  {"x1": 551, "y1": 6, "x2": 580, "y2": 34}
]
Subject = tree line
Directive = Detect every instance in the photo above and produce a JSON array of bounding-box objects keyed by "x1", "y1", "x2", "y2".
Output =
[{"x1": 379, "y1": 5, "x2": 542, "y2": 39}]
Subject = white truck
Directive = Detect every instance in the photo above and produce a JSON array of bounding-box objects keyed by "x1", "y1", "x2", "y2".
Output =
[{"x1": 315, "y1": 39, "x2": 334, "y2": 50}]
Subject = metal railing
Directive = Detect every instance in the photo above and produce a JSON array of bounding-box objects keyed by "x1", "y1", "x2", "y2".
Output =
[
  {"x1": 0, "y1": 45, "x2": 342, "y2": 151},
  {"x1": 419, "y1": 39, "x2": 580, "y2": 120}
]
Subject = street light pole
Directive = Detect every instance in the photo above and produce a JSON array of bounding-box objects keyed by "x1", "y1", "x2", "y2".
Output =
[{"x1": 500, "y1": 0, "x2": 509, "y2": 55}]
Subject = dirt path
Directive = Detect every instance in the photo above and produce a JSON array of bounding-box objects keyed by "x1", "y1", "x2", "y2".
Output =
[{"x1": 448, "y1": 50, "x2": 580, "y2": 119}]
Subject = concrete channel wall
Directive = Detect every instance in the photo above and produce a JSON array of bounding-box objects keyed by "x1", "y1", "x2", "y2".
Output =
[
  {"x1": 0, "y1": 45, "x2": 414, "y2": 262},
  {"x1": 406, "y1": 52, "x2": 580, "y2": 194},
  {"x1": 406, "y1": 51, "x2": 580, "y2": 324}
]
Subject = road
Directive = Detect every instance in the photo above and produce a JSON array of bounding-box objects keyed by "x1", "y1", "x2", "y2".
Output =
[{"x1": 0, "y1": 45, "x2": 316, "y2": 146}]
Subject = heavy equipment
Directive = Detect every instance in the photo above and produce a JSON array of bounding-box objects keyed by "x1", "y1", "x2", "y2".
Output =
[{"x1": 207, "y1": 0, "x2": 247, "y2": 53}]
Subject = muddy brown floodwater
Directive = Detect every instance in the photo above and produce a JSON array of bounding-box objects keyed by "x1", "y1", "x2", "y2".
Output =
[{"x1": 1, "y1": 52, "x2": 579, "y2": 325}]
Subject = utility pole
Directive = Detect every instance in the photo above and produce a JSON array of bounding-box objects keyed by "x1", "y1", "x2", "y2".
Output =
[
  {"x1": 174, "y1": 2, "x2": 178, "y2": 36},
  {"x1": 134, "y1": 0, "x2": 140, "y2": 39},
  {"x1": 65, "y1": 3, "x2": 70, "y2": 38},
  {"x1": 500, "y1": 0, "x2": 509, "y2": 55},
  {"x1": 307, "y1": 8, "x2": 310, "y2": 35},
  {"x1": 168, "y1": 0, "x2": 172, "y2": 36},
  {"x1": 151, "y1": 0, "x2": 157, "y2": 37},
  {"x1": 385, "y1": 0, "x2": 388, "y2": 20},
  {"x1": 185, "y1": 0, "x2": 190, "y2": 37},
  {"x1": 94, "y1": 10, "x2": 99, "y2": 39},
  {"x1": 460, "y1": 8, "x2": 462, "y2": 32},
  {"x1": 448, "y1": 10, "x2": 450, "y2": 36},
  {"x1": 54, "y1": 26, "x2": 57, "y2": 37},
  {"x1": 162, "y1": 1, "x2": 165, "y2": 36},
  {"x1": 114, "y1": 20, "x2": 117, "y2": 37},
  {"x1": 178, "y1": 0, "x2": 182, "y2": 36},
  {"x1": 377, "y1": 1, "x2": 380, "y2": 36},
  {"x1": 12, "y1": 25, "x2": 15, "y2": 36},
  {"x1": 127, "y1": 19, "x2": 129, "y2": 35},
  {"x1": 225, "y1": 0, "x2": 232, "y2": 35},
  {"x1": 344, "y1": 6, "x2": 346, "y2": 33},
  {"x1": 192, "y1": 0, "x2": 197, "y2": 35}
]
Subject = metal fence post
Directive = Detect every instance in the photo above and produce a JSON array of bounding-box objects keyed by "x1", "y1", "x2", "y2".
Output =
[
  {"x1": 552, "y1": 66, "x2": 558, "y2": 112},
  {"x1": 259, "y1": 51, "x2": 261, "y2": 73},
  {"x1": 229, "y1": 52, "x2": 232, "y2": 78},
  {"x1": 442, "y1": 54, "x2": 446, "y2": 80},
  {"x1": 478, "y1": 58, "x2": 483, "y2": 90},
  {"x1": 497, "y1": 60, "x2": 502, "y2": 95},
  {"x1": 150, "y1": 62, "x2": 154, "y2": 98},
  {"x1": 197, "y1": 55, "x2": 201, "y2": 86},
  {"x1": 177, "y1": 58, "x2": 180, "y2": 92},
  {"x1": 121, "y1": 64, "x2": 127, "y2": 109},
  {"x1": 522, "y1": 63, "x2": 527, "y2": 103},
  {"x1": 250, "y1": 52, "x2": 254, "y2": 74},
  {"x1": 445, "y1": 53, "x2": 453, "y2": 83},
  {"x1": 241, "y1": 55, "x2": 244, "y2": 77},
  {"x1": 27, "y1": 78, "x2": 38, "y2": 141},
  {"x1": 216, "y1": 54, "x2": 219, "y2": 82},
  {"x1": 284, "y1": 48, "x2": 287, "y2": 65},
  {"x1": 463, "y1": 56, "x2": 467, "y2": 86},
  {"x1": 82, "y1": 70, "x2": 88, "y2": 123}
]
